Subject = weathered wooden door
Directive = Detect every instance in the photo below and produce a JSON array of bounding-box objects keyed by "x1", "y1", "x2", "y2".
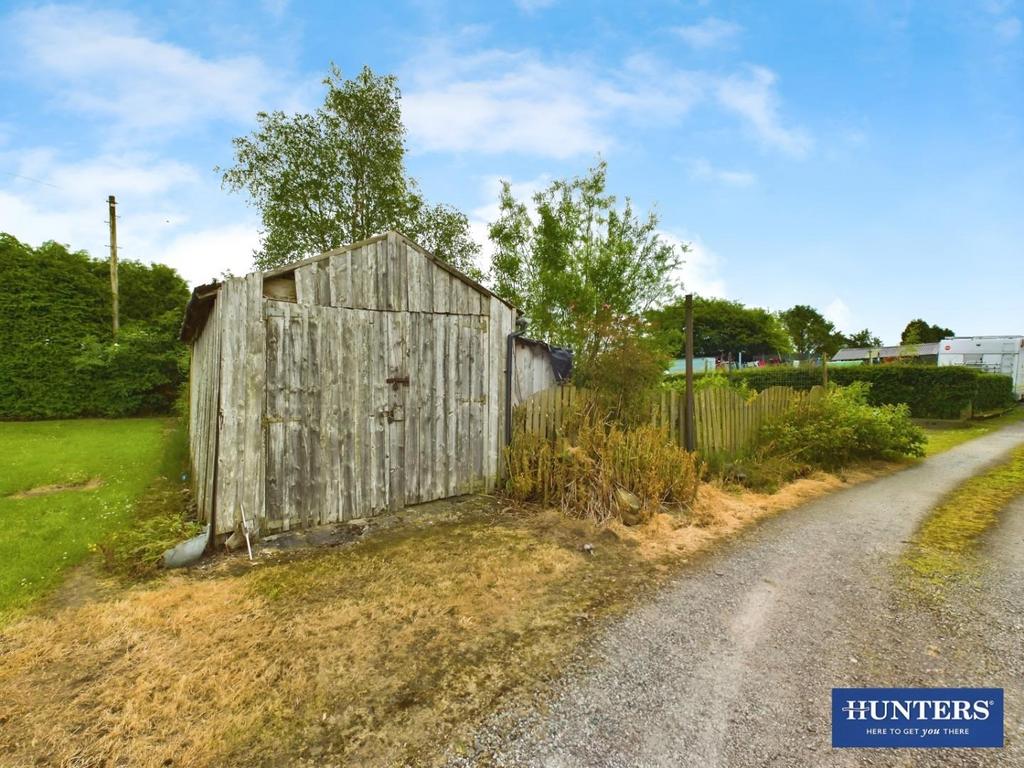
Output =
[
  {"x1": 264, "y1": 303, "x2": 406, "y2": 530},
  {"x1": 402, "y1": 313, "x2": 489, "y2": 504},
  {"x1": 263, "y1": 302, "x2": 490, "y2": 530}
]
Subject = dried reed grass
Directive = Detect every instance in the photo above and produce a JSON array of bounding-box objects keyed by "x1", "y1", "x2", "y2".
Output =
[{"x1": 505, "y1": 405, "x2": 699, "y2": 524}]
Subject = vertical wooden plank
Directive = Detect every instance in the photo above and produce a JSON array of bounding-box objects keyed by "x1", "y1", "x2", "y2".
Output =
[
  {"x1": 351, "y1": 244, "x2": 368, "y2": 309},
  {"x1": 307, "y1": 307, "x2": 324, "y2": 526},
  {"x1": 445, "y1": 314, "x2": 458, "y2": 496},
  {"x1": 405, "y1": 240, "x2": 420, "y2": 313},
  {"x1": 374, "y1": 240, "x2": 388, "y2": 312},
  {"x1": 295, "y1": 263, "x2": 315, "y2": 305},
  {"x1": 328, "y1": 251, "x2": 351, "y2": 308},
  {"x1": 433, "y1": 313, "x2": 447, "y2": 499},
  {"x1": 669, "y1": 390, "x2": 679, "y2": 446},
  {"x1": 455, "y1": 316, "x2": 467, "y2": 489},
  {"x1": 317, "y1": 306, "x2": 335, "y2": 524},
  {"x1": 480, "y1": 307, "x2": 492, "y2": 490},
  {"x1": 406, "y1": 313, "x2": 420, "y2": 503},
  {"x1": 386, "y1": 311, "x2": 406, "y2": 511},
  {"x1": 351, "y1": 310, "x2": 367, "y2": 516},
  {"x1": 415, "y1": 313, "x2": 432, "y2": 505},
  {"x1": 391, "y1": 232, "x2": 408, "y2": 312},
  {"x1": 343, "y1": 309, "x2": 360, "y2": 520},
  {"x1": 433, "y1": 268, "x2": 449, "y2": 314},
  {"x1": 376, "y1": 311, "x2": 390, "y2": 513},
  {"x1": 471, "y1": 318, "x2": 486, "y2": 489}
]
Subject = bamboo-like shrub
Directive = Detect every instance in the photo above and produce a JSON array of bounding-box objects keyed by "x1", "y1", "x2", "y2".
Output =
[{"x1": 504, "y1": 402, "x2": 699, "y2": 524}]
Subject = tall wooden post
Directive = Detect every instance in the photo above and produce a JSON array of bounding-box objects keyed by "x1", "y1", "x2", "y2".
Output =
[
  {"x1": 683, "y1": 293, "x2": 696, "y2": 452},
  {"x1": 822, "y1": 352, "x2": 829, "y2": 387},
  {"x1": 108, "y1": 195, "x2": 119, "y2": 338}
]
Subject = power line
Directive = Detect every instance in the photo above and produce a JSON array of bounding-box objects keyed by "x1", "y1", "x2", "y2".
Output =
[{"x1": 1, "y1": 171, "x2": 61, "y2": 190}]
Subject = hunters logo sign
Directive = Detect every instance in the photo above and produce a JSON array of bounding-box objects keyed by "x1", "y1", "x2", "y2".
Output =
[{"x1": 831, "y1": 688, "x2": 1004, "y2": 748}]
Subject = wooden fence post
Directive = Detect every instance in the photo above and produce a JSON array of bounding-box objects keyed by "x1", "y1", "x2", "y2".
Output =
[
  {"x1": 822, "y1": 352, "x2": 829, "y2": 388},
  {"x1": 683, "y1": 293, "x2": 696, "y2": 452}
]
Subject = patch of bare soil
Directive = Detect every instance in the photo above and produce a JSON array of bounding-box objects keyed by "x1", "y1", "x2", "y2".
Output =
[
  {"x1": 0, "y1": 464, "x2": 896, "y2": 768},
  {"x1": 36, "y1": 561, "x2": 119, "y2": 615},
  {"x1": 7, "y1": 477, "x2": 103, "y2": 499}
]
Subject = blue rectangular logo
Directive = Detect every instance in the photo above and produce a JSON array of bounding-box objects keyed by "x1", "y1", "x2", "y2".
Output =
[{"x1": 832, "y1": 688, "x2": 1003, "y2": 748}]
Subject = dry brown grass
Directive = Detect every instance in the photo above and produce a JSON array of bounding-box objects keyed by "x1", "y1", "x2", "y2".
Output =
[
  {"x1": 0, "y1": 465, "x2": 895, "y2": 768},
  {"x1": 6, "y1": 477, "x2": 103, "y2": 499}
]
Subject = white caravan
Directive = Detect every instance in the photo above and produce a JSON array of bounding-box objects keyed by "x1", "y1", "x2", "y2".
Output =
[{"x1": 937, "y1": 336, "x2": 1024, "y2": 400}]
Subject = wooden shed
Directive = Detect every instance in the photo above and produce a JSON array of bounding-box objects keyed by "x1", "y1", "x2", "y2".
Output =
[{"x1": 181, "y1": 231, "x2": 558, "y2": 540}]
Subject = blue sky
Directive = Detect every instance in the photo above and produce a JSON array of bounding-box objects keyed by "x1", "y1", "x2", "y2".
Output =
[{"x1": 0, "y1": 0, "x2": 1021, "y2": 344}]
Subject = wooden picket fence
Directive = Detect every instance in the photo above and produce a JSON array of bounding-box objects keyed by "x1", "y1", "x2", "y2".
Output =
[{"x1": 516, "y1": 384, "x2": 825, "y2": 459}]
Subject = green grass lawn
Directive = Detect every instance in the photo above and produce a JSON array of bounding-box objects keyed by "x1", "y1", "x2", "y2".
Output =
[
  {"x1": 0, "y1": 418, "x2": 171, "y2": 620},
  {"x1": 921, "y1": 406, "x2": 1024, "y2": 456}
]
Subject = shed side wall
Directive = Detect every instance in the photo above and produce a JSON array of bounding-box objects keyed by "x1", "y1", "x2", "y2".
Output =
[{"x1": 188, "y1": 298, "x2": 222, "y2": 524}]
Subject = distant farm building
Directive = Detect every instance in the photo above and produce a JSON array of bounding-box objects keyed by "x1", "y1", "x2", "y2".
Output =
[
  {"x1": 181, "y1": 232, "x2": 563, "y2": 540},
  {"x1": 831, "y1": 343, "x2": 939, "y2": 366}
]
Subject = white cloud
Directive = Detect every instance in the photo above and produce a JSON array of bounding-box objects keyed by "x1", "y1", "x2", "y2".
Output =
[
  {"x1": 715, "y1": 66, "x2": 812, "y2": 156},
  {"x1": 155, "y1": 224, "x2": 261, "y2": 285},
  {"x1": 662, "y1": 232, "x2": 727, "y2": 299},
  {"x1": 672, "y1": 18, "x2": 742, "y2": 50},
  {"x1": 403, "y1": 43, "x2": 806, "y2": 159},
  {"x1": 403, "y1": 50, "x2": 613, "y2": 157},
  {"x1": 995, "y1": 16, "x2": 1021, "y2": 39},
  {"x1": 824, "y1": 297, "x2": 853, "y2": 333},
  {"x1": 689, "y1": 158, "x2": 756, "y2": 187},
  {"x1": 7, "y1": 4, "x2": 309, "y2": 135}
]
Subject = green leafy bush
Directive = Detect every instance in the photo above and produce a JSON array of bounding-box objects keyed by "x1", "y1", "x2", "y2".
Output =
[
  {"x1": 574, "y1": 317, "x2": 672, "y2": 427},
  {"x1": 759, "y1": 382, "x2": 926, "y2": 470},
  {"x1": 973, "y1": 374, "x2": 1016, "y2": 414},
  {"x1": 0, "y1": 234, "x2": 190, "y2": 418}
]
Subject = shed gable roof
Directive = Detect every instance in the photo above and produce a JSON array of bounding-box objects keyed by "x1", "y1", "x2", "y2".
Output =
[{"x1": 180, "y1": 231, "x2": 511, "y2": 343}]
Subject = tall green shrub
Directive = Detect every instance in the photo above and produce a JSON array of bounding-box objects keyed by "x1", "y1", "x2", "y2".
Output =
[
  {"x1": 0, "y1": 234, "x2": 190, "y2": 418},
  {"x1": 712, "y1": 365, "x2": 1008, "y2": 419},
  {"x1": 831, "y1": 366, "x2": 978, "y2": 419},
  {"x1": 973, "y1": 373, "x2": 1015, "y2": 413}
]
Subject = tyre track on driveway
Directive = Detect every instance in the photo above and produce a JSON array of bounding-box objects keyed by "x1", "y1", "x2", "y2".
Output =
[{"x1": 449, "y1": 422, "x2": 1024, "y2": 768}]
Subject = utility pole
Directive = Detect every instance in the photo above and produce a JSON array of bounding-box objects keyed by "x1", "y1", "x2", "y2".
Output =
[
  {"x1": 683, "y1": 293, "x2": 696, "y2": 452},
  {"x1": 108, "y1": 195, "x2": 119, "y2": 338}
]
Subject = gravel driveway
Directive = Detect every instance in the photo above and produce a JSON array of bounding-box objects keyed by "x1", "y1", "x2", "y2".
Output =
[{"x1": 449, "y1": 421, "x2": 1024, "y2": 767}]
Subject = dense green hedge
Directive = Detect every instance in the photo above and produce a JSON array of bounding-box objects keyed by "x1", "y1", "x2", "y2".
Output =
[
  {"x1": 973, "y1": 373, "x2": 1016, "y2": 413},
  {"x1": 0, "y1": 234, "x2": 190, "y2": 419},
  {"x1": 714, "y1": 364, "x2": 1013, "y2": 419}
]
